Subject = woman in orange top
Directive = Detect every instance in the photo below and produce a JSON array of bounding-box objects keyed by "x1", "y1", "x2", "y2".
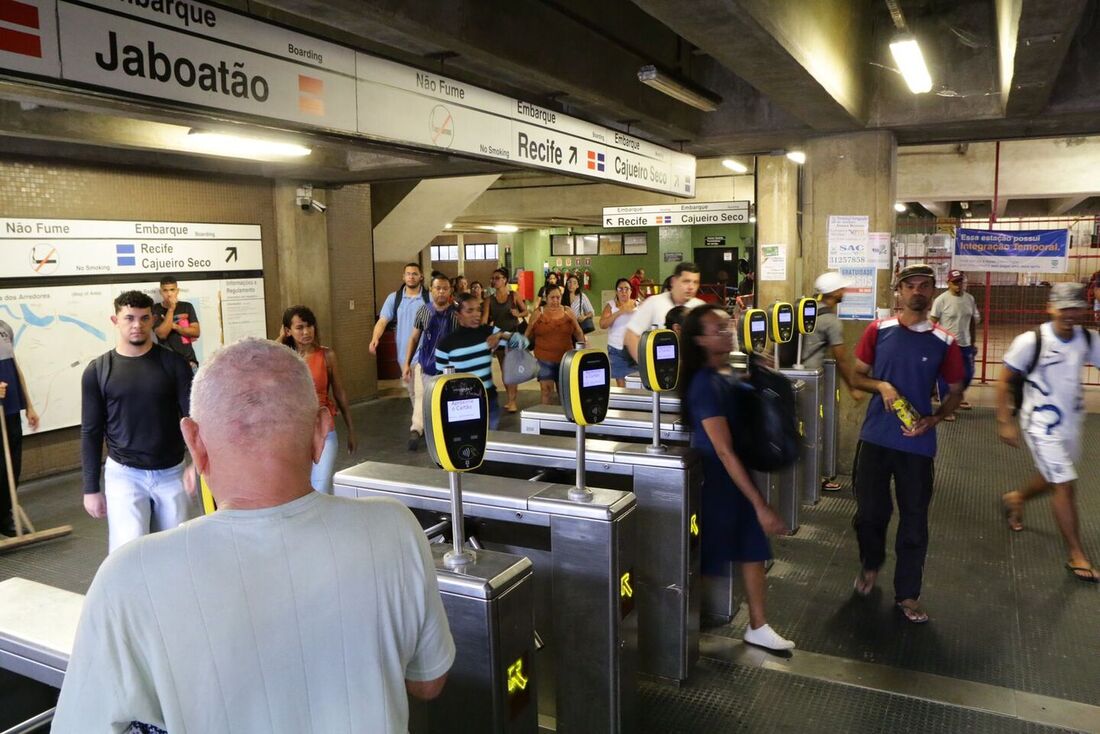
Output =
[
  {"x1": 281, "y1": 305, "x2": 357, "y2": 493},
  {"x1": 526, "y1": 284, "x2": 585, "y2": 404}
]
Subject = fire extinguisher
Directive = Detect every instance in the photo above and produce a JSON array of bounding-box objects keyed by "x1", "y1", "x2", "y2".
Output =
[{"x1": 582, "y1": 269, "x2": 592, "y2": 290}]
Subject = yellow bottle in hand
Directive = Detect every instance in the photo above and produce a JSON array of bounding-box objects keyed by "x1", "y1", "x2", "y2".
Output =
[{"x1": 891, "y1": 397, "x2": 921, "y2": 431}]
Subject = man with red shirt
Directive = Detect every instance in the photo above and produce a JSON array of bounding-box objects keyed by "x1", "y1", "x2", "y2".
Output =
[
  {"x1": 629, "y1": 268, "x2": 645, "y2": 300},
  {"x1": 849, "y1": 264, "x2": 965, "y2": 624}
]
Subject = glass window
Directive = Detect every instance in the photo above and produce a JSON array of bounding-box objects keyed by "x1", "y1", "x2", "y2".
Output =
[
  {"x1": 598, "y1": 234, "x2": 623, "y2": 255},
  {"x1": 623, "y1": 233, "x2": 648, "y2": 255},
  {"x1": 577, "y1": 234, "x2": 599, "y2": 255},
  {"x1": 486, "y1": 244, "x2": 499, "y2": 260},
  {"x1": 551, "y1": 234, "x2": 574, "y2": 256},
  {"x1": 448, "y1": 245, "x2": 459, "y2": 260},
  {"x1": 432, "y1": 245, "x2": 457, "y2": 261}
]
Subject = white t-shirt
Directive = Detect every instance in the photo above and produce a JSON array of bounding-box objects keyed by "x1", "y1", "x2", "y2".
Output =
[
  {"x1": 930, "y1": 291, "x2": 980, "y2": 347},
  {"x1": 1003, "y1": 323, "x2": 1100, "y2": 437},
  {"x1": 54, "y1": 493, "x2": 455, "y2": 734},
  {"x1": 606, "y1": 301, "x2": 637, "y2": 350},
  {"x1": 626, "y1": 292, "x2": 705, "y2": 336}
]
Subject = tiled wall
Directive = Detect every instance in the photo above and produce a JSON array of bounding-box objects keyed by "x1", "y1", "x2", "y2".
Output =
[{"x1": 0, "y1": 157, "x2": 376, "y2": 480}]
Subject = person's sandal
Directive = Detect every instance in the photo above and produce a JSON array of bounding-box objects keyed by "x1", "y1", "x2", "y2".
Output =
[
  {"x1": 822, "y1": 479, "x2": 842, "y2": 491},
  {"x1": 896, "y1": 600, "x2": 929, "y2": 623},
  {"x1": 1002, "y1": 492, "x2": 1024, "y2": 532},
  {"x1": 853, "y1": 570, "x2": 876, "y2": 597},
  {"x1": 1065, "y1": 563, "x2": 1100, "y2": 583}
]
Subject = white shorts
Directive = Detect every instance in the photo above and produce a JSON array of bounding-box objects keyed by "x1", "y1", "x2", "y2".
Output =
[{"x1": 1022, "y1": 429, "x2": 1081, "y2": 485}]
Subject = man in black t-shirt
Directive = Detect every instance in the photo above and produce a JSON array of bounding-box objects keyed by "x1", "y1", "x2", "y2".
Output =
[
  {"x1": 81, "y1": 290, "x2": 195, "y2": 553},
  {"x1": 152, "y1": 275, "x2": 200, "y2": 370}
]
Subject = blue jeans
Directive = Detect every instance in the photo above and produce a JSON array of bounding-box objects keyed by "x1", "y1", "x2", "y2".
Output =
[
  {"x1": 487, "y1": 391, "x2": 502, "y2": 430},
  {"x1": 938, "y1": 345, "x2": 976, "y2": 399},
  {"x1": 310, "y1": 429, "x2": 338, "y2": 494},
  {"x1": 608, "y1": 346, "x2": 636, "y2": 380},
  {"x1": 537, "y1": 359, "x2": 559, "y2": 382}
]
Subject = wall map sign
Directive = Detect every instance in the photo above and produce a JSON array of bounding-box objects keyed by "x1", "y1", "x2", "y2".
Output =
[
  {"x1": 602, "y1": 201, "x2": 749, "y2": 228},
  {"x1": 0, "y1": 0, "x2": 697, "y2": 196}
]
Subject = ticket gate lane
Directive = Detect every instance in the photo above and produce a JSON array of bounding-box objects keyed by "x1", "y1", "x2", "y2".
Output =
[
  {"x1": 822, "y1": 359, "x2": 840, "y2": 481},
  {"x1": 480, "y1": 430, "x2": 701, "y2": 683},
  {"x1": 333, "y1": 462, "x2": 638, "y2": 733}
]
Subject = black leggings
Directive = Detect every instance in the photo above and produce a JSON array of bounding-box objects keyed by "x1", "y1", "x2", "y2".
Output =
[{"x1": 852, "y1": 440, "x2": 935, "y2": 602}]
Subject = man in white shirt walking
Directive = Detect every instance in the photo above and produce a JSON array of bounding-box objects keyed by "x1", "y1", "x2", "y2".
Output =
[
  {"x1": 625, "y1": 262, "x2": 704, "y2": 361},
  {"x1": 931, "y1": 269, "x2": 981, "y2": 413},
  {"x1": 998, "y1": 283, "x2": 1100, "y2": 583},
  {"x1": 55, "y1": 338, "x2": 454, "y2": 733}
]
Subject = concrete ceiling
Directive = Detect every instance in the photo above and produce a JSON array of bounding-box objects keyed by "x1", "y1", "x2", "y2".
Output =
[{"x1": 2, "y1": 0, "x2": 1099, "y2": 185}]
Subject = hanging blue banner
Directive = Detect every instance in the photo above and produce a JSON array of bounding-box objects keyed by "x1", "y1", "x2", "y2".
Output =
[{"x1": 954, "y1": 228, "x2": 1069, "y2": 273}]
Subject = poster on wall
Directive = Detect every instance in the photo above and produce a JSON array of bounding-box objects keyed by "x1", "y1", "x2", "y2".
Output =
[
  {"x1": 953, "y1": 228, "x2": 1069, "y2": 273},
  {"x1": 760, "y1": 244, "x2": 787, "y2": 281},
  {"x1": 837, "y1": 267, "x2": 877, "y2": 320},
  {"x1": 827, "y1": 215, "x2": 869, "y2": 268},
  {"x1": 0, "y1": 218, "x2": 267, "y2": 432},
  {"x1": 867, "y1": 232, "x2": 891, "y2": 269}
]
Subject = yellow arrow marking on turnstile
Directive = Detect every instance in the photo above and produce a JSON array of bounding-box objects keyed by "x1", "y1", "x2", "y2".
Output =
[
  {"x1": 836, "y1": 389, "x2": 840, "y2": 402},
  {"x1": 690, "y1": 513, "x2": 699, "y2": 537},
  {"x1": 820, "y1": 405, "x2": 824, "y2": 419},
  {"x1": 507, "y1": 658, "x2": 529, "y2": 693},
  {"x1": 799, "y1": 420, "x2": 804, "y2": 437},
  {"x1": 620, "y1": 571, "x2": 633, "y2": 598}
]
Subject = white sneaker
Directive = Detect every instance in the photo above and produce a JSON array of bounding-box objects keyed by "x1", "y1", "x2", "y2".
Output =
[{"x1": 743, "y1": 623, "x2": 795, "y2": 651}]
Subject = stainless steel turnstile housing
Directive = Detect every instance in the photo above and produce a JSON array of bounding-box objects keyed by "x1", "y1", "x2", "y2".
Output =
[
  {"x1": 411, "y1": 546, "x2": 537, "y2": 734},
  {"x1": 479, "y1": 431, "x2": 701, "y2": 683},
  {"x1": 522, "y1": 404, "x2": 693, "y2": 444},
  {"x1": 780, "y1": 367, "x2": 824, "y2": 505},
  {"x1": 334, "y1": 463, "x2": 638, "y2": 734},
  {"x1": 822, "y1": 359, "x2": 840, "y2": 480}
]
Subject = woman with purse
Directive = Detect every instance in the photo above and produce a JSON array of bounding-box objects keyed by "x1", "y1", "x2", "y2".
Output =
[
  {"x1": 483, "y1": 268, "x2": 528, "y2": 412},
  {"x1": 526, "y1": 284, "x2": 585, "y2": 405},
  {"x1": 678, "y1": 304, "x2": 794, "y2": 652},
  {"x1": 601, "y1": 277, "x2": 638, "y2": 387},
  {"x1": 563, "y1": 275, "x2": 595, "y2": 335}
]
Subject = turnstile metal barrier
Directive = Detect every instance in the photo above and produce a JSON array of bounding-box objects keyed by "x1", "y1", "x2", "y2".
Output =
[
  {"x1": 608, "y1": 386, "x2": 681, "y2": 414},
  {"x1": 411, "y1": 546, "x2": 537, "y2": 734},
  {"x1": 334, "y1": 462, "x2": 638, "y2": 734},
  {"x1": 822, "y1": 359, "x2": 840, "y2": 481},
  {"x1": 522, "y1": 404, "x2": 693, "y2": 444},
  {"x1": 780, "y1": 367, "x2": 824, "y2": 505},
  {"x1": 478, "y1": 430, "x2": 701, "y2": 683}
]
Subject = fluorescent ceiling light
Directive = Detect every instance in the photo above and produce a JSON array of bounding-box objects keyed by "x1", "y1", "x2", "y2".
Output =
[
  {"x1": 786, "y1": 150, "x2": 806, "y2": 165},
  {"x1": 637, "y1": 65, "x2": 721, "y2": 112},
  {"x1": 721, "y1": 159, "x2": 748, "y2": 173},
  {"x1": 444, "y1": 223, "x2": 453, "y2": 229},
  {"x1": 491, "y1": 225, "x2": 519, "y2": 233},
  {"x1": 894, "y1": 202, "x2": 908, "y2": 213},
  {"x1": 889, "y1": 36, "x2": 933, "y2": 94},
  {"x1": 749, "y1": 216, "x2": 757, "y2": 224},
  {"x1": 187, "y1": 130, "x2": 311, "y2": 159}
]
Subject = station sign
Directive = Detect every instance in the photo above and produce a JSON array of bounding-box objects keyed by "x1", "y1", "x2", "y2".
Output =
[
  {"x1": 0, "y1": 218, "x2": 263, "y2": 278},
  {"x1": 0, "y1": 0, "x2": 697, "y2": 196},
  {"x1": 602, "y1": 201, "x2": 750, "y2": 228}
]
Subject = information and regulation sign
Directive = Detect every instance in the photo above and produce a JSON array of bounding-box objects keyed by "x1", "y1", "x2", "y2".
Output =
[
  {"x1": 954, "y1": 228, "x2": 1069, "y2": 273},
  {"x1": 602, "y1": 201, "x2": 750, "y2": 228},
  {"x1": 0, "y1": 0, "x2": 697, "y2": 196},
  {"x1": 704, "y1": 236, "x2": 726, "y2": 247}
]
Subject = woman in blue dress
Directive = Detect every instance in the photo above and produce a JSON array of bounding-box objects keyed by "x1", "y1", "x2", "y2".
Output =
[{"x1": 679, "y1": 303, "x2": 795, "y2": 651}]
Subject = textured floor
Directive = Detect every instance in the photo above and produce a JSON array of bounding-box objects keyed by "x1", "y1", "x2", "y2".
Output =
[{"x1": 2, "y1": 398, "x2": 1098, "y2": 731}]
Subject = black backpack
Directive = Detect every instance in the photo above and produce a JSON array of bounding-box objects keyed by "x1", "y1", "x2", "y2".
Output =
[
  {"x1": 727, "y1": 355, "x2": 801, "y2": 471},
  {"x1": 387, "y1": 284, "x2": 429, "y2": 326},
  {"x1": 1010, "y1": 326, "x2": 1093, "y2": 415}
]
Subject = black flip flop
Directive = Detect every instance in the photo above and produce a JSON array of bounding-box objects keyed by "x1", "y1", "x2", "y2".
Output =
[{"x1": 1065, "y1": 563, "x2": 1100, "y2": 583}]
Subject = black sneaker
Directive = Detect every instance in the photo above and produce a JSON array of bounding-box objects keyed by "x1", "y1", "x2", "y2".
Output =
[{"x1": 408, "y1": 431, "x2": 421, "y2": 451}]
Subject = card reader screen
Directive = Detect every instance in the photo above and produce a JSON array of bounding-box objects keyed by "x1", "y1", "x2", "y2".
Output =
[
  {"x1": 447, "y1": 398, "x2": 482, "y2": 423},
  {"x1": 582, "y1": 368, "x2": 606, "y2": 388},
  {"x1": 751, "y1": 320, "x2": 766, "y2": 334},
  {"x1": 779, "y1": 311, "x2": 792, "y2": 324},
  {"x1": 656, "y1": 344, "x2": 676, "y2": 361}
]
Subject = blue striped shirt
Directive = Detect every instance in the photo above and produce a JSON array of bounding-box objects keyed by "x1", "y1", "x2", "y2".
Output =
[{"x1": 435, "y1": 325, "x2": 500, "y2": 392}]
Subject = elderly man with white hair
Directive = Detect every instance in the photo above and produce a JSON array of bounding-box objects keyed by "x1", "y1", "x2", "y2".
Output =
[{"x1": 55, "y1": 338, "x2": 454, "y2": 734}]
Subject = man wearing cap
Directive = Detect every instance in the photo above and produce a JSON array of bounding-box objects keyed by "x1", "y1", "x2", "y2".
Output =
[
  {"x1": 931, "y1": 270, "x2": 981, "y2": 414},
  {"x1": 998, "y1": 283, "x2": 1100, "y2": 582},
  {"x1": 849, "y1": 264, "x2": 965, "y2": 623},
  {"x1": 803, "y1": 271, "x2": 864, "y2": 490}
]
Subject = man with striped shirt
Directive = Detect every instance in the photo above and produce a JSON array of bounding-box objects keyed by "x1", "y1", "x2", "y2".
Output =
[{"x1": 435, "y1": 293, "x2": 514, "y2": 430}]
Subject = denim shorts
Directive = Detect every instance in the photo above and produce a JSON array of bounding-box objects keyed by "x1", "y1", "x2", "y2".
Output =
[
  {"x1": 608, "y1": 345, "x2": 636, "y2": 380},
  {"x1": 537, "y1": 359, "x2": 560, "y2": 381}
]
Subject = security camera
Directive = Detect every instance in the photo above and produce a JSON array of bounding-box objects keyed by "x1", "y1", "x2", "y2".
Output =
[{"x1": 310, "y1": 199, "x2": 327, "y2": 213}]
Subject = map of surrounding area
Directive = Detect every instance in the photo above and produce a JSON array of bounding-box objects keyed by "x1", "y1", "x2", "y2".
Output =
[{"x1": 1, "y1": 278, "x2": 266, "y2": 433}]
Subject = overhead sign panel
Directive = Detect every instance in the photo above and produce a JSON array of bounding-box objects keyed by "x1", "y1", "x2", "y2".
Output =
[
  {"x1": 602, "y1": 201, "x2": 749, "y2": 228},
  {"x1": 0, "y1": 0, "x2": 697, "y2": 195},
  {"x1": 954, "y1": 228, "x2": 1069, "y2": 273},
  {"x1": 0, "y1": 218, "x2": 263, "y2": 277}
]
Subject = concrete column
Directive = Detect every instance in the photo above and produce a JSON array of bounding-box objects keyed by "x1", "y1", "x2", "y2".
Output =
[
  {"x1": 754, "y1": 155, "x2": 800, "y2": 308},
  {"x1": 803, "y1": 130, "x2": 897, "y2": 469},
  {"x1": 273, "y1": 180, "x2": 333, "y2": 344}
]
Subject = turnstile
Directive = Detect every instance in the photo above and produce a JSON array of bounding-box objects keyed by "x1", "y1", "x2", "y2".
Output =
[
  {"x1": 608, "y1": 386, "x2": 681, "y2": 414},
  {"x1": 822, "y1": 359, "x2": 840, "y2": 480},
  {"x1": 781, "y1": 367, "x2": 824, "y2": 505},
  {"x1": 478, "y1": 431, "x2": 701, "y2": 683},
  {"x1": 0, "y1": 577, "x2": 81, "y2": 689},
  {"x1": 412, "y1": 546, "x2": 537, "y2": 734},
  {"x1": 522, "y1": 404, "x2": 693, "y2": 444},
  {"x1": 334, "y1": 462, "x2": 638, "y2": 734}
]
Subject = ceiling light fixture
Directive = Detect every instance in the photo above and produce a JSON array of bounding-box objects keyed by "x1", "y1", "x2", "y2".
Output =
[
  {"x1": 186, "y1": 130, "x2": 311, "y2": 158},
  {"x1": 721, "y1": 159, "x2": 748, "y2": 173},
  {"x1": 894, "y1": 202, "x2": 908, "y2": 213},
  {"x1": 786, "y1": 150, "x2": 806, "y2": 165},
  {"x1": 889, "y1": 35, "x2": 933, "y2": 94},
  {"x1": 749, "y1": 216, "x2": 757, "y2": 224},
  {"x1": 491, "y1": 225, "x2": 519, "y2": 233},
  {"x1": 444, "y1": 223, "x2": 453, "y2": 229},
  {"x1": 637, "y1": 65, "x2": 721, "y2": 112}
]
